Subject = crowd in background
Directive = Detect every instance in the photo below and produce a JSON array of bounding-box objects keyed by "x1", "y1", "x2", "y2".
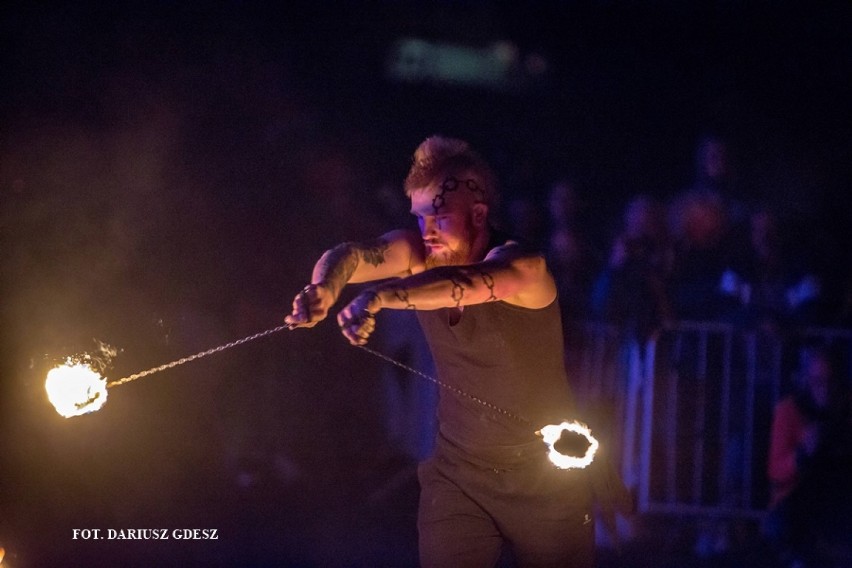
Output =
[{"x1": 499, "y1": 133, "x2": 849, "y2": 338}]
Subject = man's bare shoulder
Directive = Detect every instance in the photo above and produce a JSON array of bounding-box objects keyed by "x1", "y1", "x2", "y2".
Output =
[
  {"x1": 382, "y1": 228, "x2": 427, "y2": 275},
  {"x1": 483, "y1": 239, "x2": 543, "y2": 263},
  {"x1": 482, "y1": 240, "x2": 555, "y2": 308}
]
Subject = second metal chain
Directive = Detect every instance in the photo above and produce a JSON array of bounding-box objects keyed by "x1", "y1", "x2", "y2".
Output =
[{"x1": 356, "y1": 344, "x2": 530, "y2": 425}]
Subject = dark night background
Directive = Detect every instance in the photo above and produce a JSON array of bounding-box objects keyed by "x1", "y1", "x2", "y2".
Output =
[{"x1": 1, "y1": 2, "x2": 850, "y2": 566}]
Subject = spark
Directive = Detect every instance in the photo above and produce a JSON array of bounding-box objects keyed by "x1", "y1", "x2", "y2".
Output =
[
  {"x1": 538, "y1": 421, "x2": 599, "y2": 469},
  {"x1": 45, "y1": 359, "x2": 108, "y2": 418}
]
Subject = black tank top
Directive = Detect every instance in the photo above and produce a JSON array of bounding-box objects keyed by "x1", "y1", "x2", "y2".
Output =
[{"x1": 417, "y1": 297, "x2": 577, "y2": 467}]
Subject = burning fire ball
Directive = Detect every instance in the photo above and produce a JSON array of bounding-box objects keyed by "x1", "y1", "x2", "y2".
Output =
[
  {"x1": 538, "y1": 421, "x2": 599, "y2": 469},
  {"x1": 45, "y1": 360, "x2": 108, "y2": 417}
]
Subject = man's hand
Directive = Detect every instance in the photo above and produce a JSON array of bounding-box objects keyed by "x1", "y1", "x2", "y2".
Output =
[
  {"x1": 337, "y1": 290, "x2": 382, "y2": 345},
  {"x1": 285, "y1": 284, "x2": 336, "y2": 328}
]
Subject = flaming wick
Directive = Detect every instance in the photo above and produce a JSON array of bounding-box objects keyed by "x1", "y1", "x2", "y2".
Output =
[
  {"x1": 538, "y1": 421, "x2": 599, "y2": 469},
  {"x1": 45, "y1": 360, "x2": 108, "y2": 418}
]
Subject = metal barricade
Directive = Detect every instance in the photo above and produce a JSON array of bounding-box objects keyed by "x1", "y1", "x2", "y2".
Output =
[
  {"x1": 639, "y1": 322, "x2": 772, "y2": 518},
  {"x1": 568, "y1": 320, "x2": 852, "y2": 522}
]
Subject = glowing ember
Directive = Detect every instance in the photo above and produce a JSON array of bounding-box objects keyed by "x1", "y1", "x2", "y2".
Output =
[
  {"x1": 538, "y1": 420, "x2": 599, "y2": 469},
  {"x1": 45, "y1": 360, "x2": 108, "y2": 417}
]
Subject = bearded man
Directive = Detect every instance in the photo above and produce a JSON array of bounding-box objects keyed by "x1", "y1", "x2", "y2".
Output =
[{"x1": 286, "y1": 136, "x2": 596, "y2": 567}]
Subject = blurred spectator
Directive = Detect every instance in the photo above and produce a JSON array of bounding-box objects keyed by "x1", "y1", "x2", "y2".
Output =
[
  {"x1": 591, "y1": 195, "x2": 674, "y2": 340},
  {"x1": 504, "y1": 193, "x2": 547, "y2": 250},
  {"x1": 667, "y1": 175, "x2": 732, "y2": 321},
  {"x1": 665, "y1": 144, "x2": 739, "y2": 550},
  {"x1": 547, "y1": 177, "x2": 582, "y2": 231},
  {"x1": 718, "y1": 207, "x2": 825, "y2": 331},
  {"x1": 684, "y1": 132, "x2": 747, "y2": 225},
  {"x1": 665, "y1": 132, "x2": 756, "y2": 321},
  {"x1": 764, "y1": 345, "x2": 852, "y2": 566},
  {"x1": 546, "y1": 178, "x2": 598, "y2": 322},
  {"x1": 692, "y1": 135, "x2": 733, "y2": 192}
]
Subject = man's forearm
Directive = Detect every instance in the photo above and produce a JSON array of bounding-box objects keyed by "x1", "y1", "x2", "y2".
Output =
[
  {"x1": 311, "y1": 237, "x2": 394, "y2": 300},
  {"x1": 337, "y1": 250, "x2": 553, "y2": 343},
  {"x1": 311, "y1": 242, "x2": 360, "y2": 300},
  {"x1": 375, "y1": 264, "x2": 502, "y2": 311}
]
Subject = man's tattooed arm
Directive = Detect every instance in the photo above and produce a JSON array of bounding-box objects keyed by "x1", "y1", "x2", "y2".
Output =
[
  {"x1": 366, "y1": 242, "x2": 556, "y2": 311},
  {"x1": 334, "y1": 243, "x2": 555, "y2": 325},
  {"x1": 312, "y1": 242, "x2": 361, "y2": 301},
  {"x1": 372, "y1": 265, "x2": 509, "y2": 311},
  {"x1": 311, "y1": 234, "x2": 415, "y2": 299},
  {"x1": 392, "y1": 286, "x2": 417, "y2": 310},
  {"x1": 360, "y1": 238, "x2": 390, "y2": 268}
]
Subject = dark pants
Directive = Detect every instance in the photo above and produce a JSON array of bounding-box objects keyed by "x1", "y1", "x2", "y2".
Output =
[{"x1": 418, "y1": 441, "x2": 595, "y2": 568}]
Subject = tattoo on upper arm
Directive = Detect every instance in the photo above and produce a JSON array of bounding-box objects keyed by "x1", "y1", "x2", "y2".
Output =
[
  {"x1": 360, "y1": 238, "x2": 390, "y2": 267},
  {"x1": 393, "y1": 287, "x2": 417, "y2": 310}
]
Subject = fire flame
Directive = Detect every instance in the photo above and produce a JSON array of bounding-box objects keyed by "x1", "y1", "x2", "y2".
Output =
[
  {"x1": 538, "y1": 420, "x2": 599, "y2": 469},
  {"x1": 45, "y1": 360, "x2": 109, "y2": 417}
]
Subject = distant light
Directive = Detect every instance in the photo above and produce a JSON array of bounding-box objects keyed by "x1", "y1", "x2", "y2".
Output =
[{"x1": 386, "y1": 38, "x2": 548, "y2": 92}]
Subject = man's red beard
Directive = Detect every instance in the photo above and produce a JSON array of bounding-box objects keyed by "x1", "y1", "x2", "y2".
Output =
[
  {"x1": 425, "y1": 245, "x2": 469, "y2": 269},
  {"x1": 424, "y1": 218, "x2": 477, "y2": 269}
]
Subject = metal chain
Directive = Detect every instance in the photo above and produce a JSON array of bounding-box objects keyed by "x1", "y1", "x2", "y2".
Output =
[
  {"x1": 106, "y1": 324, "x2": 290, "y2": 388},
  {"x1": 104, "y1": 323, "x2": 529, "y2": 426},
  {"x1": 356, "y1": 344, "x2": 530, "y2": 425}
]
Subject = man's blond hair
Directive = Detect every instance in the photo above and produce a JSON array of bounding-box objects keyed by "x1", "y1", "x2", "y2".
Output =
[{"x1": 403, "y1": 136, "x2": 499, "y2": 210}]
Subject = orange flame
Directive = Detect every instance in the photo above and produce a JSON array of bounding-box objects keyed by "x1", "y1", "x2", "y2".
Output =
[{"x1": 538, "y1": 420, "x2": 599, "y2": 469}]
